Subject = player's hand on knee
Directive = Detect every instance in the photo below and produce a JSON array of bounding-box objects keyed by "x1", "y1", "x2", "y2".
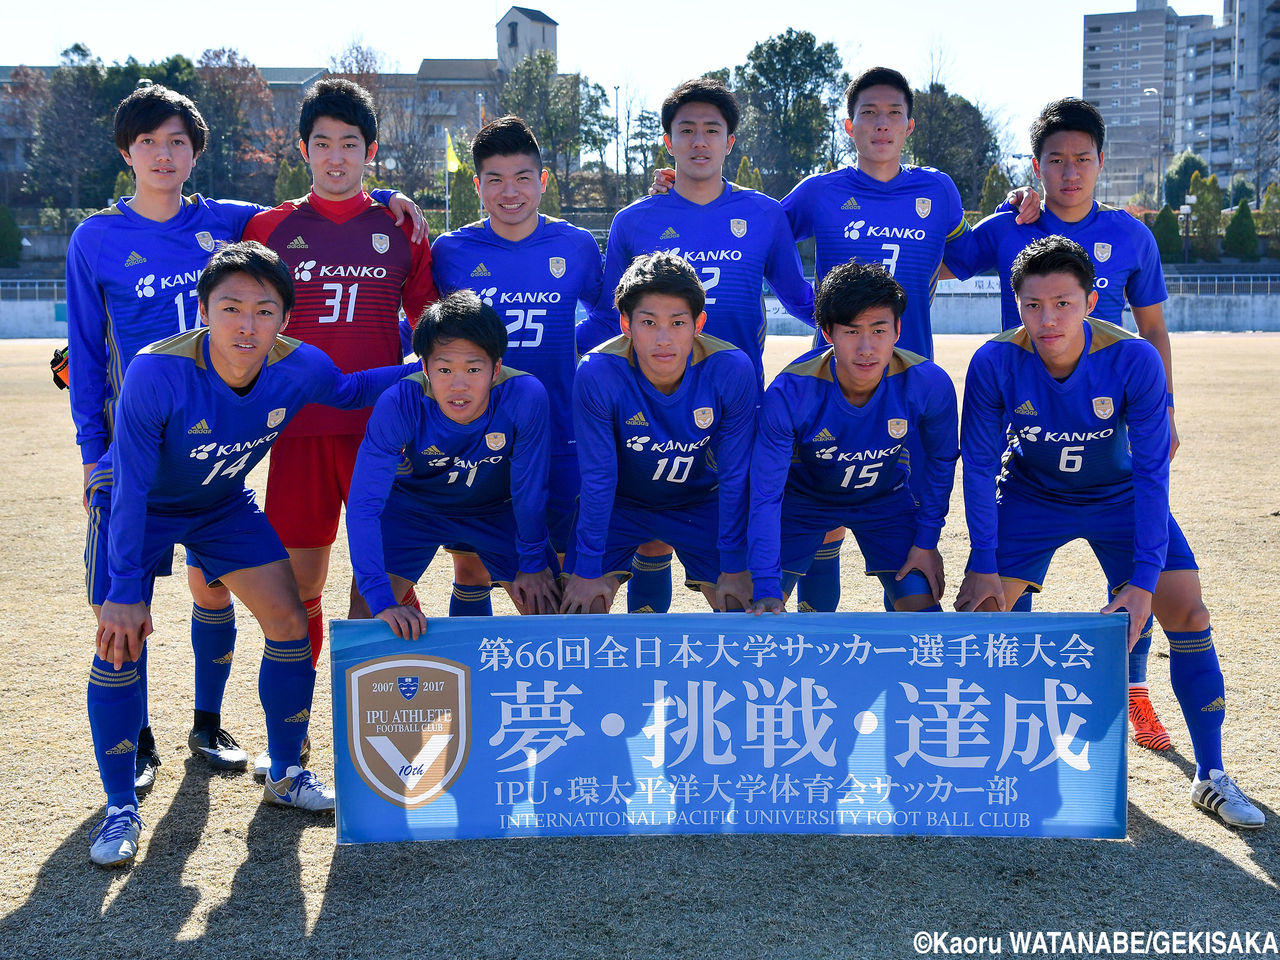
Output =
[
  {"x1": 954, "y1": 571, "x2": 1005, "y2": 612},
  {"x1": 560, "y1": 574, "x2": 614, "y2": 615},
  {"x1": 713, "y1": 570, "x2": 752, "y2": 612},
  {"x1": 96, "y1": 601, "x2": 152, "y2": 669},
  {"x1": 376, "y1": 605, "x2": 428, "y2": 641},
  {"x1": 510, "y1": 569, "x2": 562, "y2": 615},
  {"x1": 649, "y1": 168, "x2": 676, "y2": 196},
  {"x1": 897, "y1": 546, "x2": 944, "y2": 601},
  {"x1": 1101, "y1": 584, "x2": 1153, "y2": 651},
  {"x1": 747, "y1": 595, "x2": 786, "y2": 615}
]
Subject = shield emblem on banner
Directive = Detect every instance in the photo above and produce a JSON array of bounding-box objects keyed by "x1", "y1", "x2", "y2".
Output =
[
  {"x1": 915, "y1": 198, "x2": 931, "y2": 218},
  {"x1": 1093, "y1": 396, "x2": 1115, "y2": 419},
  {"x1": 486, "y1": 432, "x2": 506, "y2": 450},
  {"x1": 549, "y1": 256, "x2": 566, "y2": 278},
  {"x1": 195, "y1": 231, "x2": 215, "y2": 252},
  {"x1": 372, "y1": 233, "x2": 390, "y2": 254},
  {"x1": 694, "y1": 407, "x2": 714, "y2": 429},
  {"x1": 1093, "y1": 242, "x2": 1111, "y2": 263},
  {"x1": 730, "y1": 218, "x2": 747, "y2": 238},
  {"x1": 347, "y1": 655, "x2": 470, "y2": 808},
  {"x1": 888, "y1": 418, "x2": 908, "y2": 439},
  {"x1": 398, "y1": 676, "x2": 419, "y2": 700},
  {"x1": 267, "y1": 408, "x2": 286, "y2": 428}
]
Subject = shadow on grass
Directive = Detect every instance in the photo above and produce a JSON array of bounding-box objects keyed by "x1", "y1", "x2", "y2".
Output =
[{"x1": 302, "y1": 802, "x2": 1278, "y2": 960}]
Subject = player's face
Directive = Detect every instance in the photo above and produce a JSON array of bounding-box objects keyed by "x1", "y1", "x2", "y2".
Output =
[
  {"x1": 1033, "y1": 131, "x2": 1102, "y2": 218},
  {"x1": 664, "y1": 102, "x2": 735, "y2": 184},
  {"x1": 1015, "y1": 272, "x2": 1099, "y2": 379},
  {"x1": 199, "y1": 272, "x2": 289, "y2": 388},
  {"x1": 120, "y1": 116, "x2": 196, "y2": 196},
  {"x1": 846, "y1": 85, "x2": 914, "y2": 172},
  {"x1": 475, "y1": 152, "x2": 547, "y2": 240},
  {"x1": 301, "y1": 116, "x2": 376, "y2": 203},
  {"x1": 620, "y1": 293, "x2": 707, "y2": 393},
  {"x1": 425, "y1": 338, "x2": 499, "y2": 424},
  {"x1": 823, "y1": 305, "x2": 900, "y2": 403}
]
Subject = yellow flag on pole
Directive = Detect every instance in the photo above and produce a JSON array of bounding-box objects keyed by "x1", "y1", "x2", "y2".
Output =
[{"x1": 445, "y1": 130, "x2": 460, "y2": 173}]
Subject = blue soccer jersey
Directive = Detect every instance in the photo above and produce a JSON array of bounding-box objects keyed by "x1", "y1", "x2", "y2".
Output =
[
  {"x1": 346, "y1": 367, "x2": 553, "y2": 615},
  {"x1": 66, "y1": 195, "x2": 259, "y2": 463},
  {"x1": 945, "y1": 201, "x2": 1168, "y2": 330},
  {"x1": 594, "y1": 180, "x2": 814, "y2": 382},
  {"x1": 961, "y1": 319, "x2": 1171, "y2": 592},
  {"x1": 570, "y1": 333, "x2": 757, "y2": 579},
  {"x1": 750, "y1": 346, "x2": 959, "y2": 600},
  {"x1": 781, "y1": 165, "x2": 969, "y2": 359},
  {"x1": 99, "y1": 328, "x2": 411, "y2": 603}
]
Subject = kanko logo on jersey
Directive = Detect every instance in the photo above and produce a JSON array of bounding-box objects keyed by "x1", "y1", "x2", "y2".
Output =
[
  {"x1": 187, "y1": 432, "x2": 279, "y2": 460},
  {"x1": 292, "y1": 260, "x2": 390, "y2": 281},
  {"x1": 843, "y1": 220, "x2": 927, "y2": 242},
  {"x1": 661, "y1": 246, "x2": 744, "y2": 263}
]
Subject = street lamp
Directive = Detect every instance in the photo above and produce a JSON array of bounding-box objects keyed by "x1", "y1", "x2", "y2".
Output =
[
  {"x1": 614, "y1": 85, "x2": 620, "y2": 196},
  {"x1": 1143, "y1": 87, "x2": 1162, "y2": 208},
  {"x1": 1178, "y1": 193, "x2": 1197, "y2": 263}
]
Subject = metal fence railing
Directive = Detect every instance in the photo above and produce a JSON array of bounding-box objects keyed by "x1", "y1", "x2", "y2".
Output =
[{"x1": 0, "y1": 280, "x2": 66, "y2": 302}]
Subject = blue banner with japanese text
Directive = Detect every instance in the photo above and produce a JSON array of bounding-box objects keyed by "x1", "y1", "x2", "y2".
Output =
[{"x1": 328, "y1": 613, "x2": 1127, "y2": 844}]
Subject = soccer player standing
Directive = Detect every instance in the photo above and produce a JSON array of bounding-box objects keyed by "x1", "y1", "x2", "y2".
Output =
[
  {"x1": 561, "y1": 253, "x2": 757, "y2": 615},
  {"x1": 944, "y1": 97, "x2": 1178, "y2": 748},
  {"x1": 86, "y1": 241, "x2": 417, "y2": 867},
  {"x1": 596, "y1": 77, "x2": 812, "y2": 613},
  {"x1": 430, "y1": 116, "x2": 604, "y2": 615},
  {"x1": 954, "y1": 236, "x2": 1262, "y2": 830},
  {"x1": 242, "y1": 79, "x2": 436, "y2": 698},
  {"x1": 748, "y1": 262, "x2": 957, "y2": 613}
]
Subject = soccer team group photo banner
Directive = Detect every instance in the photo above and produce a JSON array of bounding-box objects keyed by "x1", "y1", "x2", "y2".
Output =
[{"x1": 328, "y1": 612, "x2": 1128, "y2": 844}]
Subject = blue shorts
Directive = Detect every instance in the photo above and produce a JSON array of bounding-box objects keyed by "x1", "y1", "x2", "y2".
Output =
[
  {"x1": 565, "y1": 500, "x2": 723, "y2": 589},
  {"x1": 86, "y1": 484, "x2": 289, "y2": 606},
  {"x1": 778, "y1": 489, "x2": 931, "y2": 601},
  {"x1": 995, "y1": 491, "x2": 1198, "y2": 593},
  {"x1": 384, "y1": 500, "x2": 559, "y2": 586}
]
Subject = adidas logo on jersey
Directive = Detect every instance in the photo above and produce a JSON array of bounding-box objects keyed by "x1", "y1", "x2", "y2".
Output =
[
  {"x1": 625, "y1": 412, "x2": 649, "y2": 426},
  {"x1": 1014, "y1": 400, "x2": 1038, "y2": 416},
  {"x1": 422, "y1": 445, "x2": 444, "y2": 455},
  {"x1": 811, "y1": 427, "x2": 837, "y2": 443},
  {"x1": 287, "y1": 236, "x2": 309, "y2": 249},
  {"x1": 213, "y1": 651, "x2": 234, "y2": 665},
  {"x1": 659, "y1": 227, "x2": 680, "y2": 240},
  {"x1": 106, "y1": 739, "x2": 136, "y2": 755},
  {"x1": 124, "y1": 250, "x2": 147, "y2": 267},
  {"x1": 471, "y1": 263, "x2": 492, "y2": 278},
  {"x1": 188, "y1": 419, "x2": 212, "y2": 435},
  {"x1": 284, "y1": 709, "x2": 310, "y2": 723},
  {"x1": 840, "y1": 197, "x2": 861, "y2": 210},
  {"x1": 1201, "y1": 697, "x2": 1226, "y2": 712}
]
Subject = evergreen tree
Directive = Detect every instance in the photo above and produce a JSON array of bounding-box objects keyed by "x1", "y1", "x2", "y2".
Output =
[
  {"x1": 542, "y1": 169, "x2": 561, "y2": 218},
  {"x1": 1188, "y1": 171, "x2": 1222, "y2": 261},
  {"x1": 1229, "y1": 174, "x2": 1255, "y2": 208},
  {"x1": 1258, "y1": 182, "x2": 1280, "y2": 236},
  {"x1": 274, "y1": 159, "x2": 310, "y2": 202},
  {"x1": 0, "y1": 205, "x2": 21, "y2": 267},
  {"x1": 1223, "y1": 201, "x2": 1259, "y2": 261},
  {"x1": 978, "y1": 163, "x2": 1013, "y2": 216},
  {"x1": 733, "y1": 155, "x2": 763, "y2": 191},
  {"x1": 112, "y1": 170, "x2": 133, "y2": 203},
  {"x1": 1164, "y1": 149, "x2": 1209, "y2": 210},
  {"x1": 1150, "y1": 205, "x2": 1181, "y2": 261},
  {"x1": 449, "y1": 162, "x2": 479, "y2": 228}
]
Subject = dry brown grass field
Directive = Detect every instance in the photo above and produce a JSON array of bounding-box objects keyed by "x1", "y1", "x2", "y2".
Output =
[{"x1": 0, "y1": 333, "x2": 1276, "y2": 960}]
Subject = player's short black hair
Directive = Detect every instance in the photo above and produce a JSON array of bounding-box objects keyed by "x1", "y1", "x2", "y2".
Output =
[
  {"x1": 197, "y1": 241, "x2": 295, "y2": 315},
  {"x1": 1010, "y1": 235, "x2": 1096, "y2": 295},
  {"x1": 412, "y1": 290, "x2": 508, "y2": 364},
  {"x1": 1030, "y1": 97, "x2": 1105, "y2": 159},
  {"x1": 614, "y1": 251, "x2": 706, "y2": 319},
  {"x1": 299, "y1": 77, "x2": 378, "y2": 146},
  {"x1": 471, "y1": 115, "x2": 542, "y2": 173},
  {"x1": 114, "y1": 81, "x2": 209, "y2": 156},
  {"x1": 846, "y1": 67, "x2": 914, "y2": 120},
  {"x1": 660, "y1": 78, "x2": 740, "y2": 135},
  {"x1": 815, "y1": 261, "x2": 906, "y2": 333}
]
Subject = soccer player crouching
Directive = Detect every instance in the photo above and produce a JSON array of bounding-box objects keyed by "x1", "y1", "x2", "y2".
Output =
[
  {"x1": 747, "y1": 261, "x2": 958, "y2": 613},
  {"x1": 561, "y1": 252, "x2": 757, "y2": 614},
  {"x1": 85, "y1": 242, "x2": 416, "y2": 867},
  {"x1": 954, "y1": 235, "x2": 1263, "y2": 829},
  {"x1": 346, "y1": 291, "x2": 562, "y2": 637}
]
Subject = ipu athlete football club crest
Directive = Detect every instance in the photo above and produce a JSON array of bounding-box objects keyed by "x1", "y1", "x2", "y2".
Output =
[
  {"x1": 267, "y1": 408, "x2": 286, "y2": 428},
  {"x1": 372, "y1": 233, "x2": 390, "y2": 255},
  {"x1": 195, "y1": 231, "x2": 215, "y2": 252},
  {"x1": 915, "y1": 198, "x2": 931, "y2": 218},
  {"x1": 347, "y1": 655, "x2": 470, "y2": 809},
  {"x1": 549, "y1": 256, "x2": 566, "y2": 278},
  {"x1": 485, "y1": 432, "x2": 506, "y2": 451},
  {"x1": 1092, "y1": 397, "x2": 1115, "y2": 419},
  {"x1": 888, "y1": 418, "x2": 908, "y2": 439},
  {"x1": 730, "y1": 218, "x2": 747, "y2": 238},
  {"x1": 1094, "y1": 242, "x2": 1112, "y2": 263},
  {"x1": 694, "y1": 407, "x2": 714, "y2": 429}
]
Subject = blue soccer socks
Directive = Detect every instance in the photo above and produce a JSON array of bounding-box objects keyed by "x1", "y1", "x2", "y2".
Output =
[
  {"x1": 627, "y1": 552, "x2": 673, "y2": 613},
  {"x1": 1128, "y1": 614, "x2": 1154, "y2": 684},
  {"x1": 191, "y1": 603, "x2": 236, "y2": 715},
  {"x1": 88, "y1": 649, "x2": 145, "y2": 810},
  {"x1": 797, "y1": 542, "x2": 842, "y2": 613},
  {"x1": 450, "y1": 582, "x2": 494, "y2": 617},
  {"x1": 1167, "y1": 627, "x2": 1225, "y2": 780},
  {"x1": 259, "y1": 635, "x2": 316, "y2": 783}
]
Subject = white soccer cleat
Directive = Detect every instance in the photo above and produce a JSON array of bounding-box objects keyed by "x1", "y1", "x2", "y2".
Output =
[
  {"x1": 253, "y1": 735, "x2": 311, "y2": 781},
  {"x1": 89, "y1": 804, "x2": 144, "y2": 868},
  {"x1": 263, "y1": 766, "x2": 335, "y2": 812},
  {"x1": 1191, "y1": 770, "x2": 1265, "y2": 829}
]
